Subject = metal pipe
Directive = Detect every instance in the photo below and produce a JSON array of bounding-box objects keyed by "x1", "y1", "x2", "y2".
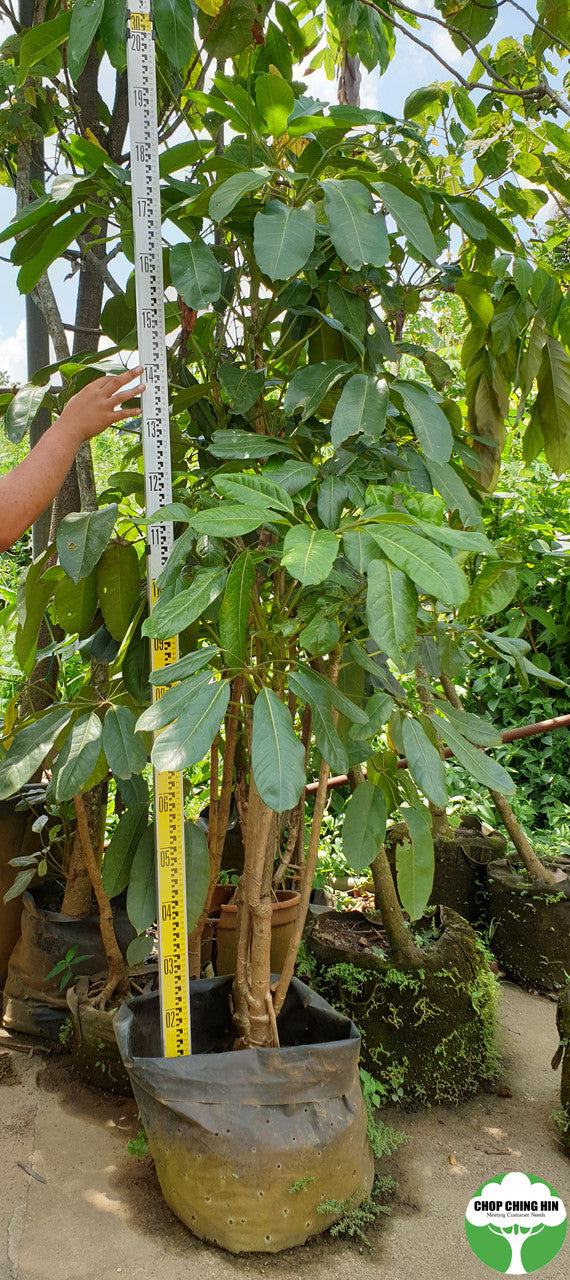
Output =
[{"x1": 305, "y1": 712, "x2": 570, "y2": 795}]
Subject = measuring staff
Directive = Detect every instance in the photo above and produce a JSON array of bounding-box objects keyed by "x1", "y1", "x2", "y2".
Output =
[{"x1": 126, "y1": 3, "x2": 191, "y2": 1056}]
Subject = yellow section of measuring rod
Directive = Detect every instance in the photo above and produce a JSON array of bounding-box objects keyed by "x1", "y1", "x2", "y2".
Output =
[
  {"x1": 130, "y1": 12, "x2": 152, "y2": 32},
  {"x1": 150, "y1": 581, "x2": 190, "y2": 1057}
]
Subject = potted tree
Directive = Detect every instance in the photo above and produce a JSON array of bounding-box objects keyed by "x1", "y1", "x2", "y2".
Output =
[
  {"x1": 2, "y1": 0, "x2": 570, "y2": 1255},
  {"x1": 109, "y1": 54, "x2": 534, "y2": 1240}
]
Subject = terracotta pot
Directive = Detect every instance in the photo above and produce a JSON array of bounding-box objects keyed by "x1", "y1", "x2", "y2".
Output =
[{"x1": 215, "y1": 889, "x2": 301, "y2": 976}]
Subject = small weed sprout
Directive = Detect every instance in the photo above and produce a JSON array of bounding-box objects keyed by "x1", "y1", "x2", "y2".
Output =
[
  {"x1": 127, "y1": 1128, "x2": 149, "y2": 1158},
  {"x1": 288, "y1": 1175, "x2": 316, "y2": 1194},
  {"x1": 58, "y1": 1016, "x2": 73, "y2": 1047}
]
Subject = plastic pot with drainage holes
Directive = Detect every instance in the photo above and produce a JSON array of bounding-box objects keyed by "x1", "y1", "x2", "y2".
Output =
[{"x1": 114, "y1": 974, "x2": 374, "y2": 1253}]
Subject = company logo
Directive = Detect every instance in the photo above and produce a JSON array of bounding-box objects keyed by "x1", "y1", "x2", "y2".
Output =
[{"x1": 465, "y1": 1172, "x2": 566, "y2": 1274}]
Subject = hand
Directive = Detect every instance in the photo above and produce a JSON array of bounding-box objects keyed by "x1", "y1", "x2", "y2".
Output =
[{"x1": 57, "y1": 366, "x2": 146, "y2": 445}]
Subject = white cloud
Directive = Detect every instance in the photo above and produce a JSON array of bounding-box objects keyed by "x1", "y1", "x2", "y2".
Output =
[{"x1": 0, "y1": 320, "x2": 26, "y2": 385}]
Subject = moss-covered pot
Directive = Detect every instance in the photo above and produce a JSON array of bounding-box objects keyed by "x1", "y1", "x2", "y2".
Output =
[
  {"x1": 306, "y1": 907, "x2": 498, "y2": 1106},
  {"x1": 114, "y1": 975, "x2": 374, "y2": 1253},
  {"x1": 2, "y1": 883, "x2": 135, "y2": 1039},
  {"x1": 487, "y1": 857, "x2": 570, "y2": 991},
  {"x1": 386, "y1": 817, "x2": 506, "y2": 925}
]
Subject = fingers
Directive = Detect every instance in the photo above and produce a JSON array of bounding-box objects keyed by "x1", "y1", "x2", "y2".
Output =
[
  {"x1": 110, "y1": 380, "x2": 146, "y2": 403},
  {"x1": 105, "y1": 366, "x2": 145, "y2": 397}
]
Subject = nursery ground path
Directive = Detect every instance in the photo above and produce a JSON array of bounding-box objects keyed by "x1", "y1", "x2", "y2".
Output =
[{"x1": 0, "y1": 981, "x2": 568, "y2": 1280}]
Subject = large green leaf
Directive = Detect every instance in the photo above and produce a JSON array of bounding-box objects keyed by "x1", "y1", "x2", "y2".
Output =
[
  {"x1": 393, "y1": 382, "x2": 452, "y2": 463},
  {"x1": 342, "y1": 782, "x2": 387, "y2": 873},
  {"x1": 142, "y1": 569, "x2": 226, "y2": 640},
  {"x1": 54, "y1": 571, "x2": 97, "y2": 634},
  {"x1": 317, "y1": 477, "x2": 348, "y2": 529},
  {"x1": 0, "y1": 706, "x2": 73, "y2": 801},
  {"x1": 373, "y1": 182, "x2": 439, "y2": 262},
  {"x1": 435, "y1": 703, "x2": 501, "y2": 748},
  {"x1": 185, "y1": 821, "x2": 211, "y2": 934},
  {"x1": 67, "y1": 0, "x2": 104, "y2": 82},
  {"x1": 283, "y1": 361, "x2": 353, "y2": 420},
  {"x1": 100, "y1": 0, "x2": 127, "y2": 71},
  {"x1": 127, "y1": 826, "x2": 157, "y2": 933},
  {"x1": 149, "y1": 644, "x2": 218, "y2": 685},
  {"x1": 56, "y1": 505, "x2": 117, "y2": 584},
  {"x1": 342, "y1": 529, "x2": 381, "y2": 574},
  {"x1": 251, "y1": 687, "x2": 306, "y2": 812},
  {"x1": 197, "y1": 0, "x2": 256, "y2": 59},
  {"x1": 17, "y1": 211, "x2": 92, "y2": 293},
  {"x1": 95, "y1": 541, "x2": 141, "y2": 641},
  {"x1": 154, "y1": 0, "x2": 195, "y2": 70},
  {"x1": 170, "y1": 241, "x2": 221, "y2": 310},
  {"x1": 282, "y1": 526, "x2": 338, "y2": 585},
  {"x1": 254, "y1": 201, "x2": 316, "y2": 280},
  {"x1": 137, "y1": 671, "x2": 215, "y2": 734},
  {"x1": 266, "y1": 460, "x2": 317, "y2": 494},
  {"x1": 459, "y1": 564, "x2": 518, "y2": 618},
  {"x1": 101, "y1": 804, "x2": 148, "y2": 899},
  {"x1": 331, "y1": 374, "x2": 388, "y2": 449},
  {"x1": 218, "y1": 363, "x2": 264, "y2": 415},
  {"x1": 150, "y1": 679, "x2": 230, "y2": 772},
  {"x1": 289, "y1": 671, "x2": 348, "y2": 776},
  {"x1": 209, "y1": 169, "x2": 270, "y2": 223},
  {"x1": 216, "y1": 473, "x2": 293, "y2": 513},
  {"x1": 219, "y1": 550, "x2": 255, "y2": 672},
  {"x1": 191, "y1": 504, "x2": 266, "y2": 537},
  {"x1": 397, "y1": 806, "x2": 434, "y2": 921},
  {"x1": 321, "y1": 179, "x2": 389, "y2": 270},
  {"x1": 14, "y1": 556, "x2": 55, "y2": 675},
  {"x1": 4, "y1": 384, "x2": 47, "y2": 445},
  {"x1": 370, "y1": 525, "x2": 469, "y2": 606},
  {"x1": 17, "y1": 10, "x2": 71, "y2": 83},
  {"x1": 424, "y1": 459, "x2": 483, "y2": 527},
  {"x1": 102, "y1": 706, "x2": 147, "y2": 779},
  {"x1": 401, "y1": 717, "x2": 447, "y2": 808},
  {"x1": 366, "y1": 559, "x2": 418, "y2": 671},
  {"x1": 255, "y1": 74, "x2": 294, "y2": 137},
  {"x1": 209, "y1": 430, "x2": 296, "y2": 460},
  {"x1": 413, "y1": 521, "x2": 496, "y2": 557},
  {"x1": 437, "y1": 720, "x2": 515, "y2": 794},
  {"x1": 532, "y1": 336, "x2": 570, "y2": 476},
  {"x1": 52, "y1": 713, "x2": 103, "y2": 802}
]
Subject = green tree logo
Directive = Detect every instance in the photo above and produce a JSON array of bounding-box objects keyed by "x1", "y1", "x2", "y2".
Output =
[{"x1": 465, "y1": 1173, "x2": 566, "y2": 1274}]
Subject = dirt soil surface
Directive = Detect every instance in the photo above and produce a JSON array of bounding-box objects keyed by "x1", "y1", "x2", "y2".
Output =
[{"x1": 0, "y1": 981, "x2": 568, "y2": 1280}]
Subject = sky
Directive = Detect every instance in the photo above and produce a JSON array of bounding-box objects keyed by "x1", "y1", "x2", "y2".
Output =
[{"x1": 0, "y1": 2, "x2": 538, "y2": 384}]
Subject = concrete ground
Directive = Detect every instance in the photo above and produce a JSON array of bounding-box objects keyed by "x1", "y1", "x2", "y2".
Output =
[{"x1": 0, "y1": 981, "x2": 568, "y2": 1280}]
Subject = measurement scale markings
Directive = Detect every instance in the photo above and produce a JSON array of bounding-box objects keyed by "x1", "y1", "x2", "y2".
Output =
[{"x1": 127, "y1": 5, "x2": 190, "y2": 1057}]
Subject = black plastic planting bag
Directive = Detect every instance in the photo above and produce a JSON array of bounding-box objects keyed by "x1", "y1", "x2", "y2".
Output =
[
  {"x1": 2, "y1": 884, "x2": 135, "y2": 1038},
  {"x1": 115, "y1": 975, "x2": 374, "y2": 1253}
]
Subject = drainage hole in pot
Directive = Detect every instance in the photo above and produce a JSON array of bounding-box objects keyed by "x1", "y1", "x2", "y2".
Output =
[
  {"x1": 305, "y1": 1221, "x2": 311, "y2": 1229},
  {"x1": 204, "y1": 1196, "x2": 212, "y2": 1203},
  {"x1": 228, "y1": 1219, "x2": 234, "y2": 1226},
  {"x1": 276, "y1": 1163, "x2": 281, "y2": 1169},
  {"x1": 258, "y1": 1191, "x2": 264, "y2": 1198},
  {"x1": 283, "y1": 1208, "x2": 289, "y2": 1216},
  {"x1": 265, "y1": 1236, "x2": 271, "y2": 1243},
  {"x1": 251, "y1": 1146, "x2": 256, "y2": 1153}
]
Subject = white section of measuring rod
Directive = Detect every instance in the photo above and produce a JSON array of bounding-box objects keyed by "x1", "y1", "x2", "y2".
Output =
[{"x1": 127, "y1": 4, "x2": 173, "y2": 589}]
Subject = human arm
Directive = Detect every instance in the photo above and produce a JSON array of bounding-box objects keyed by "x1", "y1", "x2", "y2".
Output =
[{"x1": 0, "y1": 367, "x2": 145, "y2": 552}]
